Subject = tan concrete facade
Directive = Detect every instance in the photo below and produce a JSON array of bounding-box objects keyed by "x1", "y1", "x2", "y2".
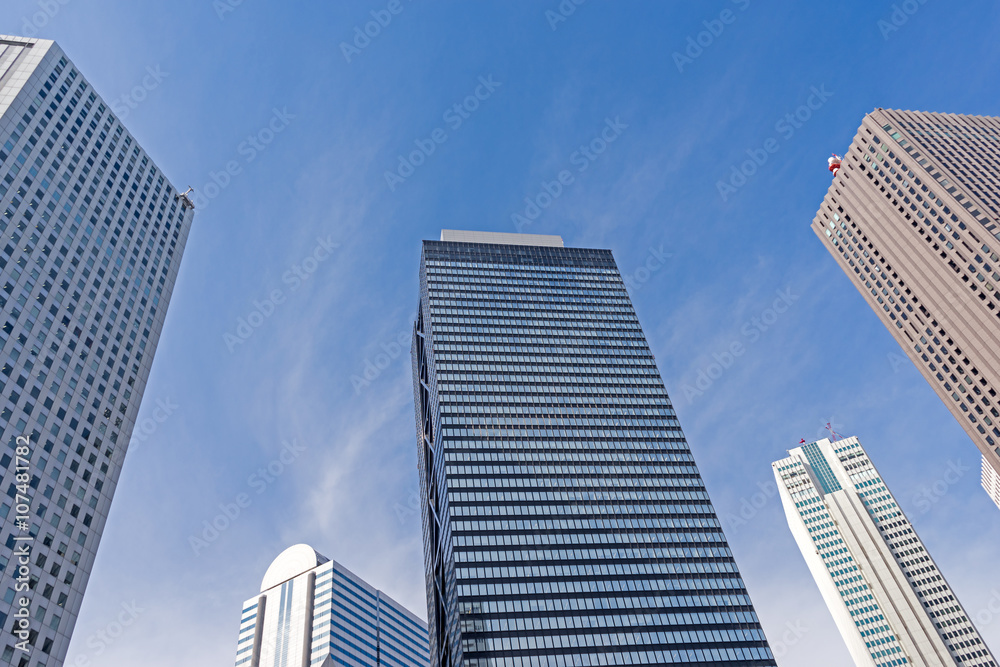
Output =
[{"x1": 812, "y1": 109, "x2": 1000, "y2": 504}]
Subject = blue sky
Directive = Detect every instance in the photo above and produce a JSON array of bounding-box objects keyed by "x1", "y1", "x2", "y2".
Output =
[{"x1": 3, "y1": 1, "x2": 1000, "y2": 664}]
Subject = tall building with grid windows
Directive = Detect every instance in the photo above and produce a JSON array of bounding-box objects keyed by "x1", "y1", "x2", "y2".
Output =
[
  {"x1": 813, "y1": 108, "x2": 1000, "y2": 508},
  {"x1": 411, "y1": 230, "x2": 776, "y2": 667},
  {"x1": 983, "y1": 462, "x2": 1000, "y2": 511},
  {"x1": 0, "y1": 35, "x2": 194, "y2": 665},
  {"x1": 774, "y1": 436, "x2": 996, "y2": 667},
  {"x1": 234, "y1": 544, "x2": 430, "y2": 667}
]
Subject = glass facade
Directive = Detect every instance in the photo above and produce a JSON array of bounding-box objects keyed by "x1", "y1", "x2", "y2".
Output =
[
  {"x1": 0, "y1": 35, "x2": 194, "y2": 665},
  {"x1": 236, "y1": 545, "x2": 430, "y2": 667},
  {"x1": 412, "y1": 234, "x2": 776, "y2": 667}
]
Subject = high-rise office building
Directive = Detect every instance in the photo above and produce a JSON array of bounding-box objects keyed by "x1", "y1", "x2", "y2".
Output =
[
  {"x1": 0, "y1": 35, "x2": 194, "y2": 664},
  {"x1": 983, "y1": 461, "x2": 1000, "y2": 511},
  {"x1": 812, "y1": 108, "x2": 1000, "y2": 506},
  {"x1": 411, "y1": 230, "x2": 776, "y2": 667},
  {"x1": 774, "y1": 436, "x2": 997, "y2": 667},
  {"x1": 234, "y1": 544, "x2": 430, "y2": 667}
]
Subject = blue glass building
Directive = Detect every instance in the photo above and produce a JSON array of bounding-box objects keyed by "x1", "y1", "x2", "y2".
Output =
[
  {"x1": 235, "y1": 544, "x2": 430, "y2": 667},
  {"x1": 411, "y1": 231, "x2": 776, "y2": 667}
]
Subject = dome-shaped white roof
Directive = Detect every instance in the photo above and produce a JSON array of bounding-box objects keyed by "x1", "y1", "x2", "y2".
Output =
[{"x1": 260, "y1": 544, "x2": 327, "y2": 592}]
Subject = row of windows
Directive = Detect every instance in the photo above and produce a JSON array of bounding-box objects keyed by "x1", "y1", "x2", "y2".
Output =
[
  {"x1": 445, "y1": 450, "x2": 691, "y2": 464},
  {"x1": 451, "y1": 516, "x2": 722, "y2": 534},
  {"x1": 448, "y1": 476, "x2": 707, "y2": 490},
  {"x1": 445, "y1": 468, "x2": 700, "y2": 481},
  {"x1": 441, "y1": 399, "x2": 676, "y2": 417},
  {"x1": 459, "y1": 645, "x2": 772, "y2": 667},
  {"x1": 454, "y1": 546, "x2": 734, "y2": 564},
  {"x1": 433, "y1": 324, "x2": 642, "y2": 337},
  {"x1": 430, "y1": 289, "x2": 631, "y2": 304},
  {"x1": 434, "y1": 342, "x2": 654, "y2": 357},
  {"x1": 427, "y1": 276, "x2": 624, "y2": 293},
  {"x1": 437, "y1": 365, "x2": 659, "y2": 379},
  {"x1": 461, "y1": 610, "x2": 758, "y2": 633},
  {"x1": 434, "y1": 353, "x2": 658, "y2": 368},
  {"x1": 433, "y1": 318, "x2": 641, "y2": 333},
  {"x1": 430, "y1": 297, "x2": 638, "y2": 313},
  {"x1": 458, "y1": 574, "x2": 747, "y2": 598},
  {"x1": 440, "y1": 426, "x2": 676, "y2": 440},
  {"x1": 438, "y1": 374, "x2": 659, "y2": 388},
  {"x1": 441, "y1": 412, "x2": 678, "y2": 427},
  {"x1": 425, "y1": 260, "x2": 617, "y2": 276},
  {"x1": 455, "y1": 560, "x2": 740, "y2": 580},
  {"x1": 432, "y1": 327, "x2": 646, "y2": 340},
  {"x1": 449, "y1": 489, "x2": 711, "y2": 502},
  {"x1": 425, "y1": 257, "x2": 618, "y2": 271},
  {"x1": 425, "y1": 256, "x2": 618, "y2": 270},
  {"x1": 431, "y1": 308, "x2": 638, "y2": 324},
  {"x1": 453, "y1": 530, "x2": 728, "y2": 548},
  {"x1": 462, "y1": 626, "x2": 767, "y2": 653},
  {"x1": 430, "y1": 304, "x2": 636, "y2": 319},
  {"x1": 451, "y1": 503, "x2": 710, "y2": 519},
  {"x1": 430, "y1": 285, "x2": 628, "y2": 300},
  {"x1": 432, "y1": 333, "x2": 648, "y2": 346},
  {"x1": 446, "y1": 414, "x2": 684, "y2": 430},
  {"x1": 438, "y1": 387, "x2": 667, "y2": 403},
  {"x1": 458, "y1": 594, "x2": 759, "y2": 618},
  {"x1": 427, "y1": 272, "x2": 622, "y2": 287}
]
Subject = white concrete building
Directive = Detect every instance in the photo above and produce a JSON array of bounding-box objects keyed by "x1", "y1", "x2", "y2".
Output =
[
  {"x1": 774, "y1": 437, "x2": 996, "y2": 667},
  {"x1": 982, "y1": 456, "x2": 1000, "y2": 511},
  {"x1": 0, "y1": 34, "x2": 195, "y2": 665},
  {"x1": 235, "y1": 545, "x2": 429, "y2": 667}
]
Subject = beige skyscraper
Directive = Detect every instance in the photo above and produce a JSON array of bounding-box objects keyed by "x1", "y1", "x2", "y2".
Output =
[{"x1": 813, "y1": 109, "x2": 1000, "y2": 507}]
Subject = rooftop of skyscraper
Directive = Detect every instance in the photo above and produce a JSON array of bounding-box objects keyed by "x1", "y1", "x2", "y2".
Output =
[{"x1": 439, "y1": 229, "x2": 565, "y2": 246}]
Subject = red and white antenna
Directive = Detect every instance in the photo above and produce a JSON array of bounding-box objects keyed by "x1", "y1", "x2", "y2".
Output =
[
  {"x1": 825, "y1": 422, "x2": 841, "y2": 442},
  {"x1": 828, "y1": 154, "x2": 843, "y2": 177}
]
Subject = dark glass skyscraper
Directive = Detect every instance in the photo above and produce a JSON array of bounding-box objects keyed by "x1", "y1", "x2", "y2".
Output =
[{"x1": 411, "y1": 230, "x2": 775, "y2": 667}]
